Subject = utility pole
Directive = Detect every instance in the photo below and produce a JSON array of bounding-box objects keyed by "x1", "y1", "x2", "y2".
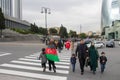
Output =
[
  {"x1": 80, "y1": 24, "x2": 82, "y2": 34},
  {"x1": 41, "y1": 7, "x2": 51, "y2": 45}
]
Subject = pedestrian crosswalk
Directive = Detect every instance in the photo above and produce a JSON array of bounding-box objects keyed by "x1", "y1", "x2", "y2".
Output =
[{"x1": 0, "y1": 50, "x2": 71, "y2": 80}]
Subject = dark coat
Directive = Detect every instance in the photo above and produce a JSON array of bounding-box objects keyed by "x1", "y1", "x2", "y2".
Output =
[
  {"x1": 100, "y1": 56, "x2": 107, "y2": 64},
  {"x1": 89, "y1": 46, "x2": 99, "y2": 71},
  {"x1": 70, "y1": 57, "x2": 76, "y2": 64},
  {"x1": 57, "y1": 40, "x2": 63, "y2": 49},
  {"x1": 75, "y1": 43, "x2": 88, "y2": 59}
]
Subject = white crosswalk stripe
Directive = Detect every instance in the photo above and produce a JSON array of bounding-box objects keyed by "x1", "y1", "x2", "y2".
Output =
[
  {"x1": 0, "y1": 50, "x2": 71, "y2": 80},
  {"x1": 11, "y1": 60, "x2": 70, "y2": 69},
  {"x1": 0, "y1": 63, "x2": 69, "y2": 74},
  {"x1": 0, "y1": 69, "x2": 67, "y2": 80}
]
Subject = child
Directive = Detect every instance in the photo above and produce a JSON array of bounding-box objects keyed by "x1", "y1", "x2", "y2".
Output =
[
  {"x1": 70, "y1": 54, "x2": 76, "y2": 72},
  {"x1": 100, "y1": 52, "x2": 107, "y2": 73},
  {"x1": 39, "y1": 48, "x2": 47, "y2": 72}
]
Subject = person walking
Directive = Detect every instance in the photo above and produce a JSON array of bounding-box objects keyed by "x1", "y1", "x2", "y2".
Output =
[
  {"x1": 88, "y1": 42, "x2": 99, "y2": 74},
  {"x1": 75, "y1": 39, "x2": 88, "y2": 75},
  {"x1": 71, "y1": 41, "x2": 75, "y2": 53},
  {"x1": 100, "y1": 52, "x2": 107, "y2": 74},
  {"x1": 70, "y1": 54, "x2": 77, "y2": 72},
  {"x1": 57, "y1": 40, "x2": 63, "y2": 53},
  {"x1": 38, "y1": 48, "x2": 47, "y2": 72},
  {"x1": 65, "y1": 40, "x2": 71, "y2": 50},
  {"x1": 47, "y1": 39, "x2": 57, "y2": 73}
]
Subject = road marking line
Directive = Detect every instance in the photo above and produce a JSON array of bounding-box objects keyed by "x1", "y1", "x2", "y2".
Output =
[
  {"x1": 18, "y1": 58, "x2": 69, "y2": 69},
  {"x1": 19, "y1": 58, "x2": 70, "y2": 63},
  {"x1": 0, "y1": 69, "x2": 67, "y2": 80},
  {"x1": 0, "y1": 63, "x2": 69, "y2": 74},
  {"x1": 15, "y1": 59, "x2": 70, "y2": 65},
  {"x1": 11, "y1": 60, "x2": 70, "y2": 66},
  {"x1": 0, "y1": 53, "x2": 12, "y2": 57},
  {"x1": 25, "y1": 56, "x2": 70, "y2": 60}
]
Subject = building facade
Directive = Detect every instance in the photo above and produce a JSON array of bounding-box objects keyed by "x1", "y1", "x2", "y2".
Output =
[
  {"x1": 0, "y1": 0, "x2": 30, "y2": 29},
  {"x1": 101, "y1": 0, "x2": 112, "y2": 37},
  {"x1": 13, "y1": 0, "x2": 22, "y2": 19},
  {"x1": 0, "y1": 0, "x2": 13, "y2": 17},
  {"x1": 101, "y1": 0, "x2": 120, "y2": 40},
  {"x1": 0, "y1": 0, "x2": 22, "y2": 19}
]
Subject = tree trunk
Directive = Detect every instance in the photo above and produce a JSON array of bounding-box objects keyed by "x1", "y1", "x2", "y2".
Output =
[{"x1": 0, "y1": 29, "x2": 2, "y2": 38}]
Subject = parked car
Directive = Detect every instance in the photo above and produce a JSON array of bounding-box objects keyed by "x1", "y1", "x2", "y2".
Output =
[
  {"x1": 94, "y1": 41, "x2": 105, "y2": 48},
  {"x1": 106, "y1": 39, "x2": 115, "y2": 48},
  {"x1": 118, "y1": 41, "x2": 120, "y2": 46},
  {"x1": 85, "y1": 40, "x2": 105, "y2": 48}
]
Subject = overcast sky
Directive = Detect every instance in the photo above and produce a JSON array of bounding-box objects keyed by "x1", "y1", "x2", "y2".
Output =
[{"x1": 22, "y1": 0, "x2": 102, "y2": 33}]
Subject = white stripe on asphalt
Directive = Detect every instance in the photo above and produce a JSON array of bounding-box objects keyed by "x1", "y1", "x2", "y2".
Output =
[
  {"x1": 25, "y1": 56, "x2": 70, "y2": 60},
  {"x1": 23, "y1": 59, "x2": 70, "y2": 65},
  {"x1": 0, "y1": 63, "x2": 69, "y2": 74},
  {"x1": 0, "y1": 69, "x2": 67, "y2": 80},
  {"x1": 30, "y1": 54, "x2": 71, "y2": 57},
  {"x1": 0, "y1": 53, "x2": 12, "y2": 57},
  {"x1": 19, "y1": 58, "x2": 70, "y2": 63},
  {"x1": 18, "y1": 58, "x2": 69, "y2": 69},
  {"x1": 11, "y1": 60, "x2": 70, "y2": 67}
]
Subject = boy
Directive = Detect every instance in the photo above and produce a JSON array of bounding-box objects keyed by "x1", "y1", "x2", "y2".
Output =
[
  {"x1": 70, "y1": 54, "x2": 76, "y2": 72},
  {"x1": 39, "y1": 48, "x2": 47, "y2": 72},
  {"x1": 100, "y1": 52, "x2": 107, "y2": 73}
]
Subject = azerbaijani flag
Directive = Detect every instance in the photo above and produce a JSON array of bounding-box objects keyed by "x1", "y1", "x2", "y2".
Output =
[{"x1": 45, "y1": 48, "x2": 60, "y2": 62}]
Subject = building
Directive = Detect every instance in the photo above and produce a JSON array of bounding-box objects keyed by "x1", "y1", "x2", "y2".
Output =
[
  {"x1": 13, "y1": 0, "x2": 22, "y2": 19},
  {"x1": 0, "y1": 0, "x2": 13, "y2": 17},
  {"x1": 101, "y1": 0, "x2": 112, "y2": 36},
  {"x1": 101, "y1": 0, "x2": 120, "y2": 39},
  {"x1": 0, "y1": 0, "x2": 30, "y2": 29}
]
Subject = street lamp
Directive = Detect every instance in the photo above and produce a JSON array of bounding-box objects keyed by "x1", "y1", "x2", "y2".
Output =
[{"x1": 41, "y1": 7, "x2": 51, "y2": 45}]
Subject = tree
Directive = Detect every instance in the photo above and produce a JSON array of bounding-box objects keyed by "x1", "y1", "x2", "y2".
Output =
[
  {"x1": 38, "y1": 27, "x2": 47, "y2": 35},
  {"x1": 69, "y1": 30, "x2": 77, "y2": 38},
  {"x1": 49, "y1": 28, "x2": 58, "y2": 35},
  {"x1": 78, "y1": 33, "x2": 87, "y2": 39},
  {"x1": 0, "y1": 8, "x2": 5, "y2": 37},
  {"x1": 30, "y1": 23, "x2": 39, "y2": 34},
  {"x1": 59, "y1": 24, "x2": 68, "y2": 38}
]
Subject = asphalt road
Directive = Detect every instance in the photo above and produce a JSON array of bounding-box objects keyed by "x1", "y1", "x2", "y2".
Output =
[
  {"x1": 68, "y1": 42, "x2": 120, "y2": 80},
  {"x1": 0, "y1": 41, "x2": 120, "y2": 80},
  {"x1": 0, "y1": 42, "x2": 46, "y2": 65}
]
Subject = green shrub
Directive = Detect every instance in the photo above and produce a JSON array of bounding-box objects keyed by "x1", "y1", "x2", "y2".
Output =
[{"x1": 10, "y1": 28, "x2": 30, "y2": 34}]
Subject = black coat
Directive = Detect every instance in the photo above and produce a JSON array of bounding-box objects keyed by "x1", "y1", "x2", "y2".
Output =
[{"x1": 75, "y1": 43, "x2": 88, "y2": 59}]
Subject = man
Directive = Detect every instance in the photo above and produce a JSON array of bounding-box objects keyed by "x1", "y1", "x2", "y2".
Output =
[{"x1": 75, "y1": 39, "x2": 88, "y2": 75}]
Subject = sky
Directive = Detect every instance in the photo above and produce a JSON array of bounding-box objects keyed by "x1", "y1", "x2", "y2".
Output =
[{"x1": 22, "y1": 0, "x2": 102, "y2": 33}]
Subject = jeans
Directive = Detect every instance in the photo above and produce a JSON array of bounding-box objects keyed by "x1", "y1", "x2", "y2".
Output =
[
  {"x1": 100, "y1": 64, "x2": 106, "y2": 73},
  {"x1": 72, "y1": 64, "x2": 76, "y2": 72}
]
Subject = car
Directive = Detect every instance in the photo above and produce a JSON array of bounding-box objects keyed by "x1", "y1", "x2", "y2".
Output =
[
  {"x1": 106, "y1": 39, "x2": 115, "y2": 48},
  {"x1": 118, "y1": 41, "x2": 120, "y2": 46},
  {"x1": 85, "y1": 40, "x2": 105, "y2": 48},
  {"x1": 94, "y1": 41, "x2": 105, "y2": 48}
]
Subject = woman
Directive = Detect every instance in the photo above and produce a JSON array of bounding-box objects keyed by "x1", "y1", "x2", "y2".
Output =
[
  {"x1": 47, "y1": 39, "x2": 57, "y2": 73},
  {"x1": 88, "y1": 42, "x2": 99, "y2": 74}
]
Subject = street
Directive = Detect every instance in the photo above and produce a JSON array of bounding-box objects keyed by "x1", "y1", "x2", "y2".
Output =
[{"x1": 0, "y1": 42, "x2": 120, "y2": 80}]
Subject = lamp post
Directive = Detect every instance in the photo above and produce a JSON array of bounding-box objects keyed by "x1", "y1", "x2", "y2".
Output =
[{"x1": 41, "y1": 7, "x2": 51, "y2": 45}]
